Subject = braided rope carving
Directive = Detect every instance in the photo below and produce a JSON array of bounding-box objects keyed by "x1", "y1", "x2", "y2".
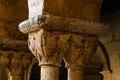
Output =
[{"x1": 19, "y1": 15, "x2": 109, "y2": 35}]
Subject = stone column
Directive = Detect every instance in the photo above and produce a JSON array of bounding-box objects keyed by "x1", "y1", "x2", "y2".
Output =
[
  {"x1": 8, "y1": 52, "x2": 32, "y2": 80},
  {"x1": 63, "y1": 34, "x2": 98, "y2": 80},
  {"x1": 100, "y1": 70, "x2": 112, "y2": 80},
  {"x1": 27, "y1": 29, "x2": 63, "y2": 80},
  {"x1": 19, "y1": 1, "x2": 109, "y2": 80},
  {"x1": 68, "y1": 67, "x2": 85, "y2": 80},
  {"x1": 0, "y1": 52, "x2": 9, "y2": 80}
]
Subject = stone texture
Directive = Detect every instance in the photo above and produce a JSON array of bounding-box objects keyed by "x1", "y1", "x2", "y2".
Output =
[
  {"x1": 28, "y1": 29, "x2": 63, "y2": 67},
  {"x1": 41, "y1": 66, "x2": 59, "y2": 80},
  {"x1": 18, "y1": 0, "x2": 110, "y2": 80},
  {"x1": 7, "y1": 51, "x2": 33, "y2": 80},
  {"x1": 68, "y1": 68, "x2": 85, "y2": 80},
  {"x1": 0, "y1": 51, "x2": 10, "y2": 80},
  {"x1": 28, "y1": 0, "x2": 44, "y2": 18}
]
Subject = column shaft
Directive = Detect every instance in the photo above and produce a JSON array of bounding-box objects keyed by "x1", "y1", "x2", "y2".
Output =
[
  {"x1": 9, "y1": 75, "x2": 22, "y2": 80},
  {"x1": 68, "y1": 69, "x2": 85, "y2": 80},
  {"x1": 41, "y1": 66, "x2": 59, "y2": 80}
]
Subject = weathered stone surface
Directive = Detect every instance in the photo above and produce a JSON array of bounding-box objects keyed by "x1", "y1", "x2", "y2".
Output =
[
  {"x1": 28, "y1": 29, "x2": 63, "y2": 66},
  {"x1": 7, "y1": 52, "x2": 33, "y2": 80},
  {"x1": 68, "y1": 68, "x2": 85, "y2": 80},
  {"x1": 41, "y1": 66, "x2": 59, "y2": 80},
  {"x1": 28, "y1": 0, "x2": 44, "y2": 18},
  {"x1": 19, "y1": 15, "x2": 109, "y2": 35}
]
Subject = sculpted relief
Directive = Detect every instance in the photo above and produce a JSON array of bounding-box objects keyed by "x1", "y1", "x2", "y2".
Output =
[{"x1": 28, "y1": 29, "x2": 98, "y2": 68}]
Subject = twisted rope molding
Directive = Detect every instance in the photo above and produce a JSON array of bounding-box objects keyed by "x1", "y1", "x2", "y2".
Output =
[{"x1": 19, "y1": 15, "x2": 109, "y2": 35}]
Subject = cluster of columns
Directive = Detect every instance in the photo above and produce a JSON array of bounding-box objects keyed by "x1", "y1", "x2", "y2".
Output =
[
  {"x1": 27, "y1": 29, "x2": 98, "y2": 80},
  {"x1": 0, "y1": 50, "x2": 33, "y2": 80},
  {"x1": 18, "y1": 0, "x2": 109, "y2": 80}
]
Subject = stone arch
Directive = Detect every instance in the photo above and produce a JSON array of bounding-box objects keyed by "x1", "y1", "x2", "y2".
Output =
[
  {"x1": 97, "y1": 40, "x2": 111, "y2": 71},
  {"x1": 26, "y1": 58, "x2": 67, "y2": 80},
  {"x1": 26, "y1": 57, "x2": 39, "y2": 80}
]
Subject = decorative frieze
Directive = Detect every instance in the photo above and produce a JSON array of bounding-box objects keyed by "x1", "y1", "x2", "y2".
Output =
[{"x1": 18, "y1": 0, "x2": 110, "y2": 80}]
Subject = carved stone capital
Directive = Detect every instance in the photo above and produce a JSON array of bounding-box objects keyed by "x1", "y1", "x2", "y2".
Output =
[
  {"x1": 8, "y1": 52, "x2": 33, "y2": 75},
  {"x1": 28, "y1": 29, "x2": 65, "y2": 67},
  {"x1": 63, "y1": 34, "x2": 98, "y2": 69}
]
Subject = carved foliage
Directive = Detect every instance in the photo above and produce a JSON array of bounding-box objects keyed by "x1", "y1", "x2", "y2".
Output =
[
  {"x1": 28, "y1": 29, "x2": 63, "y2": 66},
  {"x1": 28, "y1": 29, "x2": 98, "y2": 67},
  {"x1": 63, "y1": 34, "x2": 98, "y2": 68}
]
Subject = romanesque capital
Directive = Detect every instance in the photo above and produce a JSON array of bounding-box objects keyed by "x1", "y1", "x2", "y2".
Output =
[
  {"x1": 28, "y1": 29, "x2": 64, "y2": 67},
  {"x1": 63, "y1": 34, "x2": 98, "y2": 69},
  {"x1": 7, "y1": 52, "x2": 33, "y2": 76}
]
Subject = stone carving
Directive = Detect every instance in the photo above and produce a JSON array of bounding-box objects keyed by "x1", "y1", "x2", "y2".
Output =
[
  {"x1": 28, "y1": 29, "x2": 98, "y2": 68},
  {"x1": 8, "y1": 52, "x2": 32, "y2": 76},
  {"x1": 63, "y1": 34, "x2": 98, "y2": 69},
  {"x1": 28, "y1": 30, "x2": 63, "y2": 66},
  {"x1": 19, "y1": 15, "x2": 109, "y2": 35},
  {"x1": 19, "y1": 15, "x2": 47, "y2": 34}
]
